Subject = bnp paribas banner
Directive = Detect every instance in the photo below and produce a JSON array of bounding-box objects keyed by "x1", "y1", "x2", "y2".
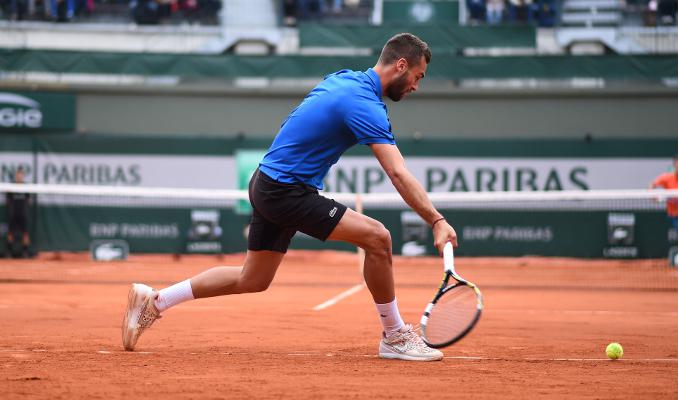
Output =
[
  {"x1": 325, "y1": 157, "x2": 673, "y2": 259},
  {"x1": 326, "y1": 157, "x2": 668, "y2": 192},
  {"x1": 0, "y1": 152, "x2": 233, "y2": 187},
  {"x1": 0, "y1": 153, "x2": 670, "y2": 190},
  {"x1": 35, "y1": 153, "x2": 235, "y2": 187}
]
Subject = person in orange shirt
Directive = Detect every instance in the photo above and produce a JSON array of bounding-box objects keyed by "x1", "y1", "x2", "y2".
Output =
[{"x1": 650, "y1": 155, "x2": 678, "y2": 230}]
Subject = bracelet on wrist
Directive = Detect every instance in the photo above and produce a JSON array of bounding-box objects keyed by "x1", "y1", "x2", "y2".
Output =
[{"x1": 431, "y1": 217, "x2": 446, "y2": 228}]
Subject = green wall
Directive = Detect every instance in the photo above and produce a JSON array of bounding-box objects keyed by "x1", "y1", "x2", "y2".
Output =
[
  {"x1": 1, "y1": 134, "x2": 676, "y2": 259},
  {"x1": 2, "y1": 49, "x2": 677, "y2": 80}
]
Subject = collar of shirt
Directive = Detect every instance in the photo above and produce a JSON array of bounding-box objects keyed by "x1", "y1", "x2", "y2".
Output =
[{"x1": 365, "y1": 68, "x2": 382, "y2": 99}]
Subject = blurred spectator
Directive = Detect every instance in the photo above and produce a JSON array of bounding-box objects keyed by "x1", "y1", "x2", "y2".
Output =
[
  {"x1": 53, "y1": 0, "x2": 74, "y2": 21},
  {"x1": 535, "y1": 0, "x2": 556, "y2": 26},
  {"x1": 3, "y1": 0, "x2": 29, "y2": 20},
  {"x1": 159, "y1": 0, "x2": 173, "y2": 19},
  {"x1": 486, "y1": 0, "x2": 504, "y2": 24},
  {"x1": 467, "y1": 0, "x2": 487, "y2": 24},
  {"x1": 131, "y1": 0, "x2": 159, "y2": 24},
  {"x1": 4, "y1": 167, "x2": 32, "y2": 259},
  {"x1": 0, "y1": 0, "x2": 258, "y2": 24},
  {"x1": 299, "y1": 0, "x2": 324, "y2": 19},
  {"x1": 286, "y1": 0, "x2": 365, "y2": 23},
  {"x1": 650, "y1": 154, "x2": 678, "y2": 231},
  {"x1": 330, "y1": 0, "x2": 342, "y2": 14},
  {"x1": 28, "y1": 0, "x2": 53, "y2": 19},
  {"x1": 127, "y1": 0, "x2": 218, "y2": 25},
  {"x1": 646, "y1": 0, "x2": 658, "y2": 26},
  {"x1": 77, "y1": 0, "x2": 94, "y2": 17},
  {"x1": 282, "y1": 0, "x2": 297, "y2": 25},
  {"x1": 507, "y1": 0, "x2": 535, "y2": 23},
  {"x1": 197, "y1": 0, "x2": 220, "y2": 24},
  {"x1": 658, "y1": 0, "x2": 677, "y2": 25}
]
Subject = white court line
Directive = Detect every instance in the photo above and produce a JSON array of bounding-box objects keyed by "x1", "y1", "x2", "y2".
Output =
[
  {"x1": 492, "y1": 309, "x2": 678, "y2": 317},
  {"x1": 453, "y1": 357, "x2": 678, "y2": 362},
  {"x1": 286, "y1": 353, "x2": 678, "y2": 362},
  {"x1": 312, "y1": 283, "x2": 366, "y2": 311},
  {"x1": 88, "y1": 350, "x2": 678, "y2": 362}
]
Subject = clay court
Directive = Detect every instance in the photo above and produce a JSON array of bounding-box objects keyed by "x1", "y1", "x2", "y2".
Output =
[{"x1": 2, "y1": 251, "x2": 678, "y2": 399}]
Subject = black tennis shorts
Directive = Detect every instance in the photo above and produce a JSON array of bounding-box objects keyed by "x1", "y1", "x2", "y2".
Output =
[
  {"x1": 8, "y1": 215, "x2": 27, "y2": 235},
  {"x1": 248, "y1": 168, "x2": 348, "y2": 253}
]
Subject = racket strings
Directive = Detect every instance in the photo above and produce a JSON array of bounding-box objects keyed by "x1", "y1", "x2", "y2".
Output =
[{"x1": 425, "y1": 285, "x2": 479, "y2": 344}]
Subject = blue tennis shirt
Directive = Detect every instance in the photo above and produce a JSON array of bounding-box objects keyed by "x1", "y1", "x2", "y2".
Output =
[{"x1": 259, "y1": 68, "x2": 395, "y2": 190}]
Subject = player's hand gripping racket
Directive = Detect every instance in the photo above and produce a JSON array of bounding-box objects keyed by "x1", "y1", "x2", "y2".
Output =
[{"x1": 420, "y1": 242, "x2": 483, "y2": 348}]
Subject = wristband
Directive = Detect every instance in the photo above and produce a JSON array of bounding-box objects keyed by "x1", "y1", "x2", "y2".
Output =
[{"x1": 431, "y1": 217, "x2": 446, "y2": 229}]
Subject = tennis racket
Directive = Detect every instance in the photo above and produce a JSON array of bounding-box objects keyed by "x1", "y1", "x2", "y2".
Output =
[{"x1": 420, "y1": 242, "x2": 483, "y2": 348}]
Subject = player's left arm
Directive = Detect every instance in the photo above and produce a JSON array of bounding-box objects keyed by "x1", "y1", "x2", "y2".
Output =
[{"x1": 370, "y1": 143, "x2": 457, "y2": 253}]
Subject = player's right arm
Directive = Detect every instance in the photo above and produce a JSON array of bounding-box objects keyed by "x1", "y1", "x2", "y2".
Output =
[
  {"x1": 650, "y1": 174, "x2": 668, "y2": 189},
  {"x1": 370, "y1": 143, "x2": 457, "y2": 253}
]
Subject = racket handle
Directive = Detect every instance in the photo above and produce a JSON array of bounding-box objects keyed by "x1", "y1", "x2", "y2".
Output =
[{"x1": 443, "y1": 242, "x2": 455, "y2": 273}]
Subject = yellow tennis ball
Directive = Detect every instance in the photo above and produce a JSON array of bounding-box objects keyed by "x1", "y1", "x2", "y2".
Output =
[{"x1": 606, "y1": 343, "x2": 623, "y2": 360}]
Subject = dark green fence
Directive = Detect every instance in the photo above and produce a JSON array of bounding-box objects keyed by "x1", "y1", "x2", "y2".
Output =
[
  {"x1": 0, "y1": 204, "x2": 669, "y2": 258},
  {"x1": 2, "y1": 49, "x2": 678, "y2": 81}
]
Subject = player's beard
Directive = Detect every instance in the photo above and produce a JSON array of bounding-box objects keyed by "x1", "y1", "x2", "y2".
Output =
[{"x1": 386, "y1": 73, "x2": 410, "y2": 102}]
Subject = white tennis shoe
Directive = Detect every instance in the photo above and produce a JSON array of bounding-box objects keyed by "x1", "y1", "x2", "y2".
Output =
[
  {"x1": 122, "y1": 283, "x2": 161, "y2": 351},
  {"x1": 379, "y1": 324, "x2": 444, "y2": 361}
]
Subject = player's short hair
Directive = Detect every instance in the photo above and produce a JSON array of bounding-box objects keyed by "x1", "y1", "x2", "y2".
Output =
[{"x1": 378, "y1": 33, "x2": 431, "y2": 67}]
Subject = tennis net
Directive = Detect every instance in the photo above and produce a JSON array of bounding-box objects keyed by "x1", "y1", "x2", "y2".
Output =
[{"x1": 1, "y1": 183, "x2": 677, "y2": 289}]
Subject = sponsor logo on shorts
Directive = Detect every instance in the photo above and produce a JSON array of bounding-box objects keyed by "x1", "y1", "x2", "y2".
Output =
[{"x1": 329, "y1": 207, "x2": 338, "y2": 218}]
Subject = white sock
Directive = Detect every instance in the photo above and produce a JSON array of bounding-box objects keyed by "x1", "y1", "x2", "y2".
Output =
[
  {"x1": 375, "y1": 298, "x2": 405, "y2": 336},
  {"x1": 155, "y1": 279, "x2": 195, "y2": 313}
]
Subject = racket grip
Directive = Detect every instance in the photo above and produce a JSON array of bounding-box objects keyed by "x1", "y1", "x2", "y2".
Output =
[{"x1": 443, "y1": 242, "x2": 454, "y2": 273}]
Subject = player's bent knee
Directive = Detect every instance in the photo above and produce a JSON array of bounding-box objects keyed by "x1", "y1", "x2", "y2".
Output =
[
  {"x1": 376, "y1": 225, "x2": 392, "y2": 248},
  {"x1": 366, "y1": 222, "x2": 392, "y2": 256},
  {"x1": 238, "y1": 278, "x2": 272, "y2": 293}
]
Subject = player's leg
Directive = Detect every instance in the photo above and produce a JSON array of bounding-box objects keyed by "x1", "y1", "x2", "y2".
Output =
[
  {"x1": 123, "y1": 250, "x2": 286, "y2": 351},
  {"x1": 187, "y1": 249, "x2": 285, "y2": 298},
  {"x1": 327, "y1": 208, "x2": 394, "y2": 303},
  {"x1": 154, "y1": 208, "x2": 292, "y2": 311},
  {"x1": 6, "y1": 218, "x2": 17, "y2": 258},
  {"x1": 21, "y1": 231, "x2": 30, "y2": 257},
  {"x1": 122, "y1": 251, "x2": 286, "y2": 351},
  {"x1": 327, "y1": 209, "x2": 404, "y2": 333},
  {"x1": 122, "y1": 174, "x2": 295, "y2": 351},
  {"x1": 19, "y1": 217, "x2": 29, "y2": 257},
  {"x1": 3, "y1": 231, "x2": 11, "y2": 258},
  {"x1": 327, "y1": 207, "x2": 443, "y2": 361},
  {"x1": 149, "y1": 249, "x2": 284, "y2": 319}
]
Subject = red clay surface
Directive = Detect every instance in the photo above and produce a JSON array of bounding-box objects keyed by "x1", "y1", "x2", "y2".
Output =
[{"x1": 2, "y1": 251, "x2": 678, "y2": 399}]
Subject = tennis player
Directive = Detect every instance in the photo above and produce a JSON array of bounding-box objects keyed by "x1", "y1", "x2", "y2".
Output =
[
  {"x1": 650, "y1": 154, "x2": 678, "y2": 230},
  {"x1": 123, "y1": 33, "x2": 458, "y2": 361}
]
